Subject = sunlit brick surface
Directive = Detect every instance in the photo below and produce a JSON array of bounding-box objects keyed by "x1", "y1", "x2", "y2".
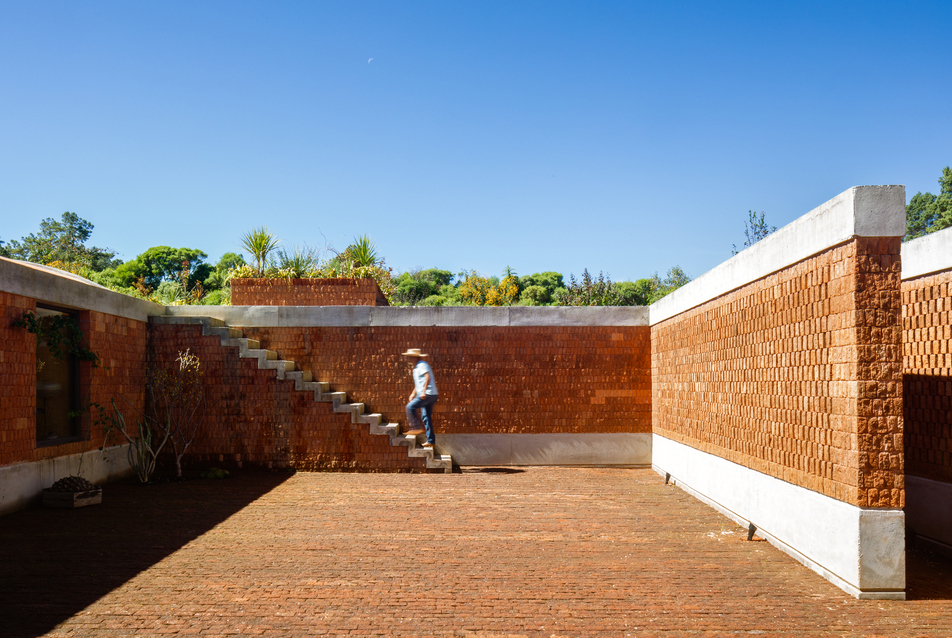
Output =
[
  {"x1": 241, "y1": 325, "x2": 652, "y2": 436},
  {"x1": 4, "y1": 469, "x2": 950, "y2": 638},
  {"x1": 903, "y1": 270, "x2": 952, "y2": 483},
  {"x1": 652, "y1": 238, "x2": 903, "y2": 508},
  {"x1": 150, "y1": 324, "x2": 429, "y2": 471},
  {"x1": 231, "y1": 278, "x2": 388, "y2": 306}
]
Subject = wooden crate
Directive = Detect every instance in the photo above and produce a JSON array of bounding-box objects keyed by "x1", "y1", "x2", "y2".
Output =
[{"x1": 43, "y1": 487, "x2": 102, "y2": 509}]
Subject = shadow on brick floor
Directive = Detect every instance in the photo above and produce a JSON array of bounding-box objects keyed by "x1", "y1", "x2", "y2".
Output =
[
  {"x1": 906, "y1": 541, "x2": 952, "y2": 601},
  {"x1": 0, "y1": 471, "x2": 292, "y2": 638}
]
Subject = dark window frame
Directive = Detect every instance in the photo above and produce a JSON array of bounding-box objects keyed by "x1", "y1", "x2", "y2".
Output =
[{"x1": 34, "y1": 304, "x2": 82, "y2": 448}]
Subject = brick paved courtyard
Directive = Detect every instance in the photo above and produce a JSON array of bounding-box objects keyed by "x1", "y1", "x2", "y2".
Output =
[{"x1": 2, "y1": 467, "x2": 951, "y2": 637}]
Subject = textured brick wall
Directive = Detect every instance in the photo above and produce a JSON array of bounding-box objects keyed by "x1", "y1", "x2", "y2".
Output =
[
  {"x1": 652, "y1": 237, "x2": 903, "y2": 508},
  {"x1": 0, "y1": 292, "x2": 37, "y2": 466},
  {"x1": 902, "y1": 270, "x2": 952, "y2": 483},
  {"x1": 231, "y1": 278, "x2": 389, "y2": 306},
  {"x1": 149, "y1": 324, "x2": 428, "y2": 471},
  {"x1": 239, "y1": 326, "x2": 652, "y2": 436},
  {"x1": 0, "y1": 293, "x2": 149, "y2": 467}
]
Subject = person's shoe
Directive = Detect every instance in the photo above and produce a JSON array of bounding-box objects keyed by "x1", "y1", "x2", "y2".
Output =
[
  {"x1": 421, "y1": 442, "x2": 434, "y2": 449},
  {"x1": 405, "y1": 428, "x2": 425, "y2": 436}
]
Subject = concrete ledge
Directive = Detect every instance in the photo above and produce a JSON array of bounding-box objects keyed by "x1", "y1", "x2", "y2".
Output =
[
  {"x1": 165, "y1": 305, "x2": 650, "y2": 327},
  {"x1": 901, "y1": 225, "x2": 952, "y2": 280},
  {"x1": 0, "y1": 257, "x2": 163, "y2": 321},
  {"x1": 650, "y1": 185, "x2": 906, "y2": 325},
  {"x1": 0, "y1": 445, "x2": 134, "y2": 517},
  {"x1": 437, "y1": 433, "x2": 651, "y2": 466},
  {"x1": 652, "y1": 435, "x2": 905, "y2": 599},
  {"x1": 905, "y1": 474, "x2": 952, "y2": 557}
]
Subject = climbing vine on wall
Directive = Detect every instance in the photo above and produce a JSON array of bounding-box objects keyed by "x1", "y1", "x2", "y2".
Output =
[{"x1": 13, "y1": 310, "x2": 102, "y2": 368}]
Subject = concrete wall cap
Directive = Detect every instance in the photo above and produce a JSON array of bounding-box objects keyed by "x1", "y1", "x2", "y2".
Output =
[
  {"x1": 901, "y1": 225, "x2": 952, "y2": 280},
  {"x1": 649, "y1": 185, "x2": 906, "y2": 325},
  {"x1": 0, "y1": 257, "x2": 163, "y2": 321},
  {"x1": 165, "y1": 305, "x2": 649, "y2": 327}
]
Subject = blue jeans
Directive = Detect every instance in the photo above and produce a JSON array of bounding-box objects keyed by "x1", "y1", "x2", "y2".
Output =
[{"x1": 406, "y1": 394, "x2": 438, "y2": 444}]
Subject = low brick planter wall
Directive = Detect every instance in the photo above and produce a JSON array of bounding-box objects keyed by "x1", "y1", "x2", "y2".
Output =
[{"x1": 230, "y1": 278, "x2": 389, "y2": 306}]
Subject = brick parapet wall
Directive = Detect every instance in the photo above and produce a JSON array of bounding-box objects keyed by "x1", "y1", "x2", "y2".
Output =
[
  {"x1": 231, "y1": 278, "x2": 389, "y2": 307},
  {"x1": 652, "y1": 237, "x2": 903, "y2": 508},
  {"x1": 902, "y1": 269, "x2": 952, "y2": 483},
  {"x1": 234, "y1": 325, "x2": 652, "y2": 437},
  {"x1": 149, "y1": 324, "x2": 426, "y2": 471}
]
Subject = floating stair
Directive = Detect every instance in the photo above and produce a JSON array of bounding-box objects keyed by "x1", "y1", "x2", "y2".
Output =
[{"x1": 151, "y1": 316, "x2": 453, "y2": 473}]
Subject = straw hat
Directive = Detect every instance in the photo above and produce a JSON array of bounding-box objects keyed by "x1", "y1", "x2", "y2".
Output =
[{"x1": 401, "y1": 348, "x2": 428, "y2": 358}]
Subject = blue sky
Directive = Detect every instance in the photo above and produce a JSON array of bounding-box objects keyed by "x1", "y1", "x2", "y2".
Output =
[{"x1": 1, "y1": 1, "x2": 950, "y2": 283}]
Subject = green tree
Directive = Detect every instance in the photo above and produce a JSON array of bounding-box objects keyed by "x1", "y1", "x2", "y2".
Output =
[
  {"x1": 555, "y1": 269, "x2": 623, "y2": 306},
  {"x1": 732, "y1": 210, "x2": 777, "y2": 255},
  {"x1": 393, "y1": 269, "x2": 455, "y2": 305},
  {"x1": 905, "y1": 166, "x2": 952, "y2": 241},
  {"x1": 615, "y1": 279, "x2": 655, "y2": 306},
  {"x1": 112, "y1": 246, "x2": 209, "y2": 290},
  {"x1": 648, "y1": 266, "x2": 691, "y2": 302},
  {"x1": 517, "y1": 271, "x2": 564, "y2": 305},
  {"x1": 4, "y1": 212, "x2": 117, "y2": 270}
]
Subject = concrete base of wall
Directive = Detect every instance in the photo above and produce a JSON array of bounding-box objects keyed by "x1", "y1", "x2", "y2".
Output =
[
  {"x1": 905, "y1": 475, "x2": 952, "y2": 558},
  {"x1": 0, "y1": 445, "x2": 134, "y2": 516},
  {"x1": 652, "y1": 435, "x2": 905, "y2": 600},
  {"x1": 438, "y1": 433, "x2": 651, "y2": 466}
]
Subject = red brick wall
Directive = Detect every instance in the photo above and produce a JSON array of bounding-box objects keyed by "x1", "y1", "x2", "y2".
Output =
[
  {"x1": 652, "y1": 238, "x2": 903, "y2": 508},
  {"x1": 231, "y1": 278, "x2": 389, "y2": 306},
  {"x1": 0, "y1": 292, "x2": 37, "y2": 466},
  {"x1": 1, "y1": 293, "x2": 149, "y2": 467},
  {"x1": 149, "y1": 324, "x2": 428, "y2": 471},
  {"x1": 902, "y1": 270, "x2": 952, "y2": 483},
  {"x1": 239, "y1": 326, "x2": 652, "y2": 436}
]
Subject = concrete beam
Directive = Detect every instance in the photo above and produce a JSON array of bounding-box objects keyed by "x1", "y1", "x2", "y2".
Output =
[
  {"x1": 901, "y1": 225, "x2": 952, "y2": 280},
  {"x1": 0, "y1": 257, "x2": 163, "y2": 321},
  {"x1": 437, "y1": 433, "x2": 651, "y2": 466},
  {"x1": 165, "y1": 305, "x2": 649, "y2": 327}
]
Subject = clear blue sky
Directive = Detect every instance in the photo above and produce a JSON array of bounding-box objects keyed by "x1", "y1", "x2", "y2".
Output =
[{"x1": 1, "y1": 1, "x2": 949, "y2": 283}]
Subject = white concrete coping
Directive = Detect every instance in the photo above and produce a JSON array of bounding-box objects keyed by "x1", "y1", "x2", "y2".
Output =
[
  {"x1": 901, "y1": 225, "x2": 952, "y2": 281},
  {"x1": 163, "y1": 304, "x2": 649, "y2": 327},
  {"x1": 0, "y1": 257, "x2": 163, "y2": 321},
  {"x1": 649, "y1": 185, "x2": 906, "y2": 325}
]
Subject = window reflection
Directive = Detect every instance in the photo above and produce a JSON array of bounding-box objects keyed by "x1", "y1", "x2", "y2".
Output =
[{"x1": 35, "y1": 306, "x2": 79, "y2": 445}]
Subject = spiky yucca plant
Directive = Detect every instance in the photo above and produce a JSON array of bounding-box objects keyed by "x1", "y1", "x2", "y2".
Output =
[{"x1": 240, "y1": 227, "x2": 280, "y2": 275}]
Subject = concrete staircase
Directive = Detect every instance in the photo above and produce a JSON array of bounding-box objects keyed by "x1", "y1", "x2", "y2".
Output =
[{"x1": 151, "y1": 316, "x2": 454, "y2": 473}]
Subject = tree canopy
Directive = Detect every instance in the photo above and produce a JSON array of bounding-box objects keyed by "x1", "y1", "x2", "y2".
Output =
[
  {"x1": 905, "y1": 166, "x2": 952, "y2": 241},
  {"x1": 1, "y1": 212, "x2": 118, "y2": 271}
]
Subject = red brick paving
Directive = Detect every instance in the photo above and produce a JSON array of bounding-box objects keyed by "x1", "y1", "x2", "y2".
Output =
[{"x1": 3, "y1": 468, "x2": 951, "y2": 637}]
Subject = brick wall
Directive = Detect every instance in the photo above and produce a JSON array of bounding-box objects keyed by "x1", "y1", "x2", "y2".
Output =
[
  {"x1": 231, "y1": 278, "x2": 389, "y2": 306},
  {"x1": 902, "y1": 270, "x2": 952, "y2": 483},
  {"x1": 652, "y1": 237, "x2": 903, "y2": 508},
  {"x1": 0, "y1": 291, "x2": 37, "y2": 466},
  {"x1": 0, "y1": 292, "x2": 149, "y2": 466},
  {"x1": 237, "y1": 325, "x2": 652, "y2": 437},
  {"x1": 149, "y1": 323, "x2": 428, "y2": 471}
]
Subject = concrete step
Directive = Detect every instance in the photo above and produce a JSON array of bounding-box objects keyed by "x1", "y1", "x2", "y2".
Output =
[{"x1": 164, "y1": 315, "x2": 456, "y2": 474}]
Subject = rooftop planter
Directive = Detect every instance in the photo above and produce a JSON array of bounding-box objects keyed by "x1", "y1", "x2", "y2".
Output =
[{"x1": 230, "y1": 277, "x2": 389, "y2": 307}]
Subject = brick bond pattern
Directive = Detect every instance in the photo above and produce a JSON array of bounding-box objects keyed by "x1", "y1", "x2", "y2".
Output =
[
  {"x1": 150, "y1": 323, "x2": 432, "y2": 471},
  {"x1": 231, "y1": 278, "x2": 388, "y2": 306},
  {"x1": 237, "y1": 325, "x2": 652, "y2": 436},
  {"x1": 5, "y1": 469, "x2": 951, "y2": 638},
  {"x1": 903, "y1": 270, "x2": 952, "y2": 483},
  {"x1": 0, "y1": 292, "x2": 148, "y2": 466},
  {"x1": 652, "y1": 237, "x2": 903, "y2": 508}
]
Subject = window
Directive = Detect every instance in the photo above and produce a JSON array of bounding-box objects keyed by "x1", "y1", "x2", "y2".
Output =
[{"x1": 35, "y1": 306, "x2": 80, "y2": 446}]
